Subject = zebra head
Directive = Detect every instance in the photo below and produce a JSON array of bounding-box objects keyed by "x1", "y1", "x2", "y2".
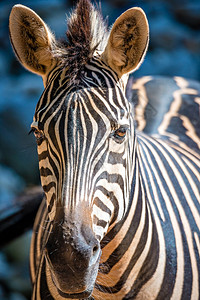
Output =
[{"x1": 9, "y1": 0, "x2": 149, "y2": 297}]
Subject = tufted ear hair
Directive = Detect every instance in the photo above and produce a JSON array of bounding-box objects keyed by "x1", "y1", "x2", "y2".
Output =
[
  {"x1": 101, "y1": 7, "x2": 149, "y2": 77},
  {"x1": 9, "y1": 5, "x2": 59, "y2": 83}
]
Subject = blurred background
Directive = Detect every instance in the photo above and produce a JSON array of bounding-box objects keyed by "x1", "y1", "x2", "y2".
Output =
[{"x1": 0, "y1": 0, "x2": 200, "y2": 299}]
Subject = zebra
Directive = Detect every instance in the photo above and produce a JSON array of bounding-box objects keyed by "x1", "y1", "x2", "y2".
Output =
[{"x1": 9, "y1": 0, "x2": 200, "y2": 299}]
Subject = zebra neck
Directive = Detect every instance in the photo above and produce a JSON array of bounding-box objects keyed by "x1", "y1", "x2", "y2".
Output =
[{"x1": 95, "y1": 153, "x2": 160, "y2": 297}]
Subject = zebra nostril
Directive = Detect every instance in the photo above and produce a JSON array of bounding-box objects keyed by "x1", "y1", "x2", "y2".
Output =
[
  {"x1": 90, "y1": 241, "x2": 101, "y2": 266},
  {"x1": 93, "y1": 244, "x2": 99, "y2": 257}
]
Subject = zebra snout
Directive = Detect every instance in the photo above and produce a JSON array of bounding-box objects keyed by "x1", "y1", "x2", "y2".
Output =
[{"x1": 44, "y1": 221, "x2": 101, "y2": 295}]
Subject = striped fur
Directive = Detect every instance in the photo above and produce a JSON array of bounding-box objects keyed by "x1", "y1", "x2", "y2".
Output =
[
  {"x1": 9, "y1": 1, "x2": 200, "y2": 299},
  {"x1": 30, "y1": 66, "x2": 200, "y2": 299}
]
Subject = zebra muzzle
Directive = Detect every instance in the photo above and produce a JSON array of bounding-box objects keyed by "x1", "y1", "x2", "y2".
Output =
[{"x1": 44, "y1": 215, "x2": 101, "y2": 296}]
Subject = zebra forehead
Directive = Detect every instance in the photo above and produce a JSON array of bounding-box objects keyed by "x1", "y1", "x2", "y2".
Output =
[{"x1": 35, "y1": 85, "x2": 129, "y2": 126}]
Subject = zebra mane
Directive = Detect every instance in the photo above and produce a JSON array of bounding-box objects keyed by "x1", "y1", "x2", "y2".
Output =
[{"x1": 54, "y1": 0, "x2": 109, "y2": 82}]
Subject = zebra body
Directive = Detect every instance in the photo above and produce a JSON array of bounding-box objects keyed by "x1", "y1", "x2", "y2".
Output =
[{"x1": 9, "y1": 1, "x2": 200, "y2": 299}]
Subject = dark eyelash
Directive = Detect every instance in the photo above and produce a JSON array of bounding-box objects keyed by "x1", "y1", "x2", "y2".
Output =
[{"x1": 28, "y1": 128, "x2": 35, "y2": 135}]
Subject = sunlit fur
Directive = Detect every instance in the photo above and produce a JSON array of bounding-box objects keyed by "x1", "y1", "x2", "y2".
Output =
[{"x1": 9, "y1": 0, "x2": 200, "y2": 299}]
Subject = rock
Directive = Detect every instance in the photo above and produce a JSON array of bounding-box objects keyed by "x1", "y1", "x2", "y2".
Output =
[
  {"x1": 150, "y1": 15, "x2": 192, "y2": 50},
  {"x1": 174, "y1": 3, "x2": 200, "y2": 29},
  {"x1": 135, "y1": 46, "x2": 199, "y2": 80},
  {"x1": 1, "y1": 232, "x2": 32, "y2": 300},
  {"x1": 0, "y1": 165, "x2": 25, "y2": 210},
  {"x1": 0, "y1": 75, "x2": 42, "y2": 183},
  {"x1": 10, "y1": 293, "x2": 27, "y2": 300}
]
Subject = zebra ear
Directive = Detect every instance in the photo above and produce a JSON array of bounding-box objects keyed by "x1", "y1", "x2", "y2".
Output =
[
  {"x1": 101, "y1": 7, "x2": 149, "y2": 77},
  {"x1": 9, "y1": 5, "x2": 58, "y2": 80}
]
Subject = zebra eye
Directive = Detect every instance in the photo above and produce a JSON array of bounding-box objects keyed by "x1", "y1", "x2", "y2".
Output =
[
  {"x1": 113, "y1": 127, "x2": 127, "y2": 140},
  {"x1": 29, "y1": 127, "x2": 44, "y2": 143}
]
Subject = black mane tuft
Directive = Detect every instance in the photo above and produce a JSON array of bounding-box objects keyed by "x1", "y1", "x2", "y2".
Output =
[{"x1": 54, "y1": 0, "x2": 108, "y2": 83}]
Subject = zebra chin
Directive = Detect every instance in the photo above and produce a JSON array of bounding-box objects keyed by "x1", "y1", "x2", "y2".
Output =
[
  {"x1": 44, "y1": 247, "x2": 100, "y2": 298},
  {"x1": 54, "y1": 289, "x2": 94, "y2": 299},
  {"x1": 48, "y1": 265, "x2": 96, "y2": 299}
]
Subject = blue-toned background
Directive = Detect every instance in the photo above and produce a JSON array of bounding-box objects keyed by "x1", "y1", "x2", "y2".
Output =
[{"x1": 0, "y1": 0, "x2": 200, "y2": 299}]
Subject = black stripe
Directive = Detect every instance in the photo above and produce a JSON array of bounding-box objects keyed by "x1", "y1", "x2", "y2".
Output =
[
  {"x1": 43, "y1": 182, "x2": 56, "y2": 193},
  {"x1": 124, "y1": 215, "x2": 159, "y2": 299},
  {"x1": 40, "y1": 167, "x2": 53, "y2": 177},
  {"x1": 94, "y1": 197, "x2": 112, "y2": 216},
  {"x1": 100, "y1": 187, "x2": 143, "y2": 274}
]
